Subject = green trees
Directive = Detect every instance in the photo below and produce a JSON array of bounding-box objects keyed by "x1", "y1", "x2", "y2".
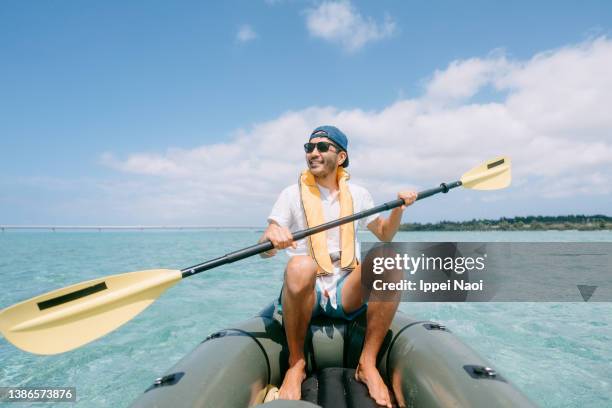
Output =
[{"x1": 398, "y1": 215, "x2": 612, "y2": 231}]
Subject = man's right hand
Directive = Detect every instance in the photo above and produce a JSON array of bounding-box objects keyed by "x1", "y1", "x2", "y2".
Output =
[{"x1": 259, "y1": 222, "x2": 297, "y2": 257}]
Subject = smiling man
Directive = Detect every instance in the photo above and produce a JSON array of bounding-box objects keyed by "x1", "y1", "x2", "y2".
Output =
[{"x1": 260, "y1": 125, "x2": 417, "y2": 407}]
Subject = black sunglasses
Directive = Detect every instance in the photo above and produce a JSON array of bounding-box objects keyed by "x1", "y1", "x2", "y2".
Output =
[{"x1": 304, "y1": 141, "x2": 339, "y2": 153}]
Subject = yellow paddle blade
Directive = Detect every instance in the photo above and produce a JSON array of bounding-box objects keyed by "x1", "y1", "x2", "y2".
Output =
[
  {"x1": 0, "y1": 269, "x2": 181, "y2": 355},
  {"x1": 460, "y1": 156, "x2": 511, "y2": 190}
]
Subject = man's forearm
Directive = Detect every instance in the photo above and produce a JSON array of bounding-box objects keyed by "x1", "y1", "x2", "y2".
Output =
[{"x1": 380, "y1": 207, "x2": 403, "y2": 241}]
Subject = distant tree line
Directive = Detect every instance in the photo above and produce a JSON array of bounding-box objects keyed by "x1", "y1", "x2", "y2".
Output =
[{"x1": 398, "y1": 215, "x2": 612, "y2": 231}]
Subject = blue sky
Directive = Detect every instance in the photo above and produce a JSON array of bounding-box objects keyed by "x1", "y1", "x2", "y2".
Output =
[{"x1": 1, "y1": 1, "x2": 612, "y2": 225}]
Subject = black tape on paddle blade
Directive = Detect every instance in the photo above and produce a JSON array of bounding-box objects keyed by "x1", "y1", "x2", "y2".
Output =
[
  {"x1": 37, "y1": 282, "x2": 108, "y2": 310},
  {"x1": 487, "y1": 158, "x2": 505, "y2": 169}
]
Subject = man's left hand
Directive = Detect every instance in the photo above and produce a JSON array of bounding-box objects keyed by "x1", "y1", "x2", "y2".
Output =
[{"x1": 398, "y1": 191, "x2": 418, "y2": 210}]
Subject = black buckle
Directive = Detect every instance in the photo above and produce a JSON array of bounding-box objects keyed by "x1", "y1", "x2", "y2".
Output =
[
  {"x1": 464, "y1": 365, "x2": 506, "y2": 382},
  {"x1": 149, "y1": 372, "x2": 184, "y2": 390},
  {"x1": 423, "y1": 322, "x2": 448, "y2": 331}
]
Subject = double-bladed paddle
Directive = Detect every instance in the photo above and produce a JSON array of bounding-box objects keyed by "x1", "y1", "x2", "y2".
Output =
[{"x1": 0, "y1": 157, "x2": 511, "y2": 354}]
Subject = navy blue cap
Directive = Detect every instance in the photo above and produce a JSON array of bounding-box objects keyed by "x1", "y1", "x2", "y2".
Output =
[{"x1": 309, "y1": 125, "x2": 349, "y2": 167}]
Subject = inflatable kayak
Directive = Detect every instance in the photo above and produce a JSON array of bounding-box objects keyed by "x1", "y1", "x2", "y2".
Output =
[{"x1": 130, "y1": 303, "x2": 535, "y2": 408}]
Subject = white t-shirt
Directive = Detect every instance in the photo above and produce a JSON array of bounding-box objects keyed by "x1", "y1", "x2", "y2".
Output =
[
  {"x1": 267, "y1": 182, "x2": 379, "y2": 259},
  {"x1": 268, "y1": 182, "x2": 379, "y2": 310}
]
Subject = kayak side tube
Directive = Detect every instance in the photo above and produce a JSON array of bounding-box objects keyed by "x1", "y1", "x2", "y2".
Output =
[
  {"x1": 381, "y1": 313, "x2": 536, "y2": 408},
  {"x1": 130, "y1": 313, "x2": 286, "y2": 408}
]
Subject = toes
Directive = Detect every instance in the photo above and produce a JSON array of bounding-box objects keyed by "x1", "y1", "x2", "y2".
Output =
[
  {"x1": 375, "y1": 395, "x2": 391, "y2": 407},
  {"x1": 371, "y1": 384, "x2": 391, "y2": 407}
]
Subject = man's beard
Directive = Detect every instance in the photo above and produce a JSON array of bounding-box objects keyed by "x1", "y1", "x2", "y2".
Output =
[{"x1": 308, "y1": 155, "x2": 337, "y2": 177}]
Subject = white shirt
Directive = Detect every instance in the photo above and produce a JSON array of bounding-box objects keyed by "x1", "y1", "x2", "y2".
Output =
[
  {"x1": 268, "y1": 182, "x2": 379, "y2": 310},
  {"x1": 267, "y1": 183, "x2": 379, "y2": 257}
]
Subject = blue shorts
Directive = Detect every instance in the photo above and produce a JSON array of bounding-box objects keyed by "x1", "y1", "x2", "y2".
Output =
[{"x1": 277, "y1": 272, "x2": 367, "y2": 321}]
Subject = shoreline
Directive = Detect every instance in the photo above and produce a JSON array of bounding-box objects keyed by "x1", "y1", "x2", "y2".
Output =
[
  {"x1": 399, "y1": 215, "x2": 612, "y2": 232},
  {"x1": 2, "y1": 216, "x2": 611, "y2": 232}
]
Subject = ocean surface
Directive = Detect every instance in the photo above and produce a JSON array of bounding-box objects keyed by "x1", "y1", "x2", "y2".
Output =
[{"x1": 1, "y1": 230, "x2": 611, "y2": 407}]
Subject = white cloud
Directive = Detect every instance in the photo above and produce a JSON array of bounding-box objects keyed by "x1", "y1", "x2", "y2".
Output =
[
  {"x1": 424, "y1": 55, "x2": 513, "y2": 103},
  {"x1": 236, "y1": 25, "x2": 258, "y2": 43},
  {"x1": 305, "y1": 0, "x2": 396, "y2": 52},
  {"x1": 61, "y1": 38, "x2": 612, "y2": 224},
  {"x1": 100, "y1": 152, "x2": 188, "y2": 177}
]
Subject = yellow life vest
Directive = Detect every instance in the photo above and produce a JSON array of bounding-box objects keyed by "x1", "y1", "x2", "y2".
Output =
[{"x1": 299, "y1": 168, "x2": 357, "y2": 276}]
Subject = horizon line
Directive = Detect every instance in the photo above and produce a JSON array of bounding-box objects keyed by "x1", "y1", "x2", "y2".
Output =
[
  {"x1": 0, "y1": 225, "x2": 263, "y2": 231},
  {"x1": 2, "y1": 214, "x2": 610, "y2": 231}
]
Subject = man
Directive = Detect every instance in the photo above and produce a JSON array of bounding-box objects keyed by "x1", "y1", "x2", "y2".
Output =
[{"x1": 260, "y1": 125, "x2": 417, "y2": 407}]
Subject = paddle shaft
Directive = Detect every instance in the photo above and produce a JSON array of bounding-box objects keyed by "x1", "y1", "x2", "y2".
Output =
[{"x1": 180, "y1": 180, "x2": 462, "y2": 278}]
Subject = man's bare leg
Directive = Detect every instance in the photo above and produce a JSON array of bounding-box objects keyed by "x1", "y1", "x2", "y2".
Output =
[
  {"x1": 342, "y1": 265, "x2": 398, "y2": 408},
  {"x1": 278, "y1": 256, "x2": 318, "y2": 400},
  {"x1": 356, "y1": 301, "x2": 398, "y2": 408}
]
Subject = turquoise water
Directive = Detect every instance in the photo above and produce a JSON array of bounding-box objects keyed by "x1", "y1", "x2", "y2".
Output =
[{"x1": 1, "y1": 230, "x2": 611, "y2": 407}]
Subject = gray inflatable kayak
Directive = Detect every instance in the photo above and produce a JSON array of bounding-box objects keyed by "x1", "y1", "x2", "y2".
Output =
[{"x1": 130, "y1": 304, "x2": 535, "y2": 407}]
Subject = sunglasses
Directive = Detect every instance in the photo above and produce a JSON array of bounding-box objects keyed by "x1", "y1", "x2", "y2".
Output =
[{"x1": 303, "y1": 141, "x2": 339, "y2": 153}]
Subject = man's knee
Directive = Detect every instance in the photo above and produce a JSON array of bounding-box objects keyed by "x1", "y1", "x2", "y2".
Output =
[{"x1": 284, "y1": 256, "x2": 317, "y2": 297}]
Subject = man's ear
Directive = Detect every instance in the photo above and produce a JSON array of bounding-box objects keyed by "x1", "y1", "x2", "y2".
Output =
[{"x1": 337, "y1": 151, "x2": 347, "y2": 166}]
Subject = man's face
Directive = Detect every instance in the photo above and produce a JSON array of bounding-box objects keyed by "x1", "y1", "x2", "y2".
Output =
[{"x1": 306, "y1": 136, "x2": 346, "y2": 177}]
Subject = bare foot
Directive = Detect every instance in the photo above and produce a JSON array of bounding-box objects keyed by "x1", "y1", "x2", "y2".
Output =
[
  {"x1": 355, "y1": 363, "x2": 392, "y2": 408},
  {"x1": 279, "y1": 359, "x2": 306, "y2": 400}
]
